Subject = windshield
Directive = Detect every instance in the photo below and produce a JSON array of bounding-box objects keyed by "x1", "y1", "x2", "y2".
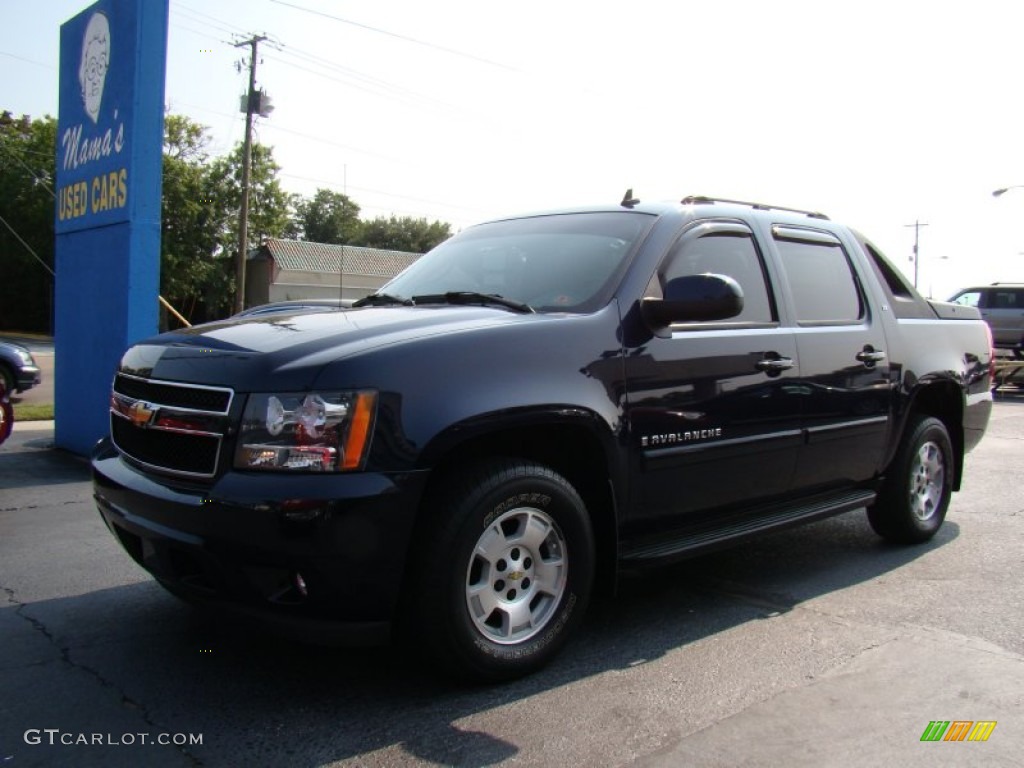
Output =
[{"x1": 381, "y1": 212, "x2": 654, "y2": 313}]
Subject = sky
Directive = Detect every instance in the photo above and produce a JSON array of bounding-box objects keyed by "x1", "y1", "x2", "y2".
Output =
[{"x1": 3, "y1": 0, "x2": 1024, "y2": 299}]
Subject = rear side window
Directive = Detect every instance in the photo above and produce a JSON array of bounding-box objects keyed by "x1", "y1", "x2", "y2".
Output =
[
  {"x1": 773, "y1": 226, "x2": 863, "y2": 325},
  {"x1": 990, "y1": 289, "x2": 1023, "y2": 309},
  {"x1": 853, "y1": 233, "x2": 934, "y2": 319}
]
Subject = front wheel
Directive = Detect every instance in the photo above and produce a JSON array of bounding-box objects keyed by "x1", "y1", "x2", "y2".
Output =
[
  {"x1": 0, "y1": 365, "x2": 14, "y2": 396},
  {"x1": 0, "y1": 388, "x2": 12, "y2": 446},
  {"x1": 405, "y1": 460, "x2": 595, "y2": 682},
  {"x1": 867, "y1": 415, "x2": 953, "y2": 544}
]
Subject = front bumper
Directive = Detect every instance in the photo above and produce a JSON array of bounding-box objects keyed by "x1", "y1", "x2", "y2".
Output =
[
  {"x1": 92, "y1": 438, "x2": 429, "y2": 643},
  {"x1": 15, "y1": 364, "x2": 41, "y2": 392}
]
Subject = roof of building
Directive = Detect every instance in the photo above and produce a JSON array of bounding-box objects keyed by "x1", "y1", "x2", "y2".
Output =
[{"x1": 256, "y1": 238, "x2": 422, "y2": 277}]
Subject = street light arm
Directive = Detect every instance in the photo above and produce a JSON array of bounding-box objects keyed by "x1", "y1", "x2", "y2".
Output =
[{"x1": 992, "y1": 184, "x2": 1024, "y2": 197}]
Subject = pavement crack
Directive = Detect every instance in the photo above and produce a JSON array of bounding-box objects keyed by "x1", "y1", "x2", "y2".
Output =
[
  {"x1": 1, "y1": 584, "x2": 204, "y2": 767},
  {"x1": 1, "y1": 500, "x2": 88, "y2": 513}
]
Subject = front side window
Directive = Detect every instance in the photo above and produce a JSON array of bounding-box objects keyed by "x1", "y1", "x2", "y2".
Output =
[
  {"x1": 774, "y1": 228, "x2": 863, "y2": 324},
  {"x1": 657, "y1": 224, "x2": 775, "y2": 325},
  {"x1": 381, "y1": 212, "x2": 654, "y2": 313},
  {"x1": 951, "y1": 290, "x2": 982, "y2": 308}
]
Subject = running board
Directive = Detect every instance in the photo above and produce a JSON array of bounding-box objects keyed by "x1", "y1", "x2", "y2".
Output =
[{"x1": 620, "y1": 489, "x2": 877, "y2": 564}]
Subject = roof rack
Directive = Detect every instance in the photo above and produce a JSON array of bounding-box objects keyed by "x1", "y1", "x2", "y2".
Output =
[{"x1": 680, "y1": 196, "x2": 830, "y2": 221}]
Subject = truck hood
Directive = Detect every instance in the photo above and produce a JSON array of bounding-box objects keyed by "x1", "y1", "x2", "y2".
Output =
[{"x1": 119, "y1": 306, "x2": 545, "y2": 391}]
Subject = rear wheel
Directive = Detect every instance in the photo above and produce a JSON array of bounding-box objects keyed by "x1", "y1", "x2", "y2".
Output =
[
  {"x1": 868, "y1": 415, "x2": 953, "y2": 544},
  {"x1": 406, "y1": 459, "x2": 594, "y2": 682}
]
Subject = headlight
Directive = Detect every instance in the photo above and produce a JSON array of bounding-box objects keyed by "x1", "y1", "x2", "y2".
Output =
[
  {"x1": 15, "y1": 348, "x2": 34, "y2": 365},
  {"x1": 235, "y1": 391, "x2": 377, "y2": 472}
]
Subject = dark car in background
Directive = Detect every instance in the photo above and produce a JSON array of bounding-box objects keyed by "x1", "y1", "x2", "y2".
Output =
[
  {"x1": 949, "y1": 283, "x2": 1024, "y2": 356},
  {"x1": 0, "y1": 340, "x2": 41, "y2": 394}
]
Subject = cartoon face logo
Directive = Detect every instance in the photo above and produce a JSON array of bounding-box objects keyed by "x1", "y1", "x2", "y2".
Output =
[{"x1": 78, "y1": 12, "x2": 110, "y2": 124}]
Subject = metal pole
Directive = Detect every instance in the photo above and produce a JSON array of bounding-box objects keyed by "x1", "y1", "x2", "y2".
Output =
[
  {"x1": 904, "y1": 219, "x2": 929, "y2": 289},
  {"x1": 234, "y1": 35, "x2": 266, "y2": 314}
]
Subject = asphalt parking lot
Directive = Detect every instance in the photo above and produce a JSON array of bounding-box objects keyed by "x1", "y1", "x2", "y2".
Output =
[{"x1": 1, "y1": 394, "x2": 1022, "y2": 767}]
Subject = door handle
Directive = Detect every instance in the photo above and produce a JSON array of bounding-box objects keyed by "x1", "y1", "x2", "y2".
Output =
[
  {"x1": 856, "y1": 347, "x2": 886, "y2": 364},
  {"x1": 756, "y1": 356, "x2": 795, "y2": 374}
]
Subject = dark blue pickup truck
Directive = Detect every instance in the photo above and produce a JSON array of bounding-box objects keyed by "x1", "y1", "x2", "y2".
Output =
[{"x1": 92, "y1": 195, "x2": 993, "y2": 681}]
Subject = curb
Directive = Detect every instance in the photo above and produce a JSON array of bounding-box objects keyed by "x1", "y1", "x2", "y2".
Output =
[{"x1": 12, "y1": 420, "x2": 56, "y2": 433}]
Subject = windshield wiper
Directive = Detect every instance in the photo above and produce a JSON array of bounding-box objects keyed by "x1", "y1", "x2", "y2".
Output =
[
  {"x1": 412, "y1": 291, "x2": 534, "y2": 314},
  {"x1": 352, "y1": 293, "x2": 414, "y2": 308}
]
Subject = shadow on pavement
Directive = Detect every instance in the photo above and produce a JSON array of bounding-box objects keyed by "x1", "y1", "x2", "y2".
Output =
[
  {"x1": 0, "y1": 444, "x2": 88, "y2": 489},
  {"x1": 1, "y1": 443, "x2": 951, "y2": 767}
]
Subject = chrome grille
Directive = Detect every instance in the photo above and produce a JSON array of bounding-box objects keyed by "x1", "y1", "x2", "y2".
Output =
[
  {"x1": 114, "y1": 374, "x2": 232, "y2": 412},
  {"x1": 110, "y1": 376, "x2": 234, "y2": 478}
]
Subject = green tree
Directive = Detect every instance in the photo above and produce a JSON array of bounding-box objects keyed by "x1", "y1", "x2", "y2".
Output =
[
  {"x1": 293, "y1": 188, "x2": 361, "y2": 243},
  {"x1": 160, "y1": 114, "x2": 233, "y2": 323},
  {"x1": 208, "y1": 142, "x2": 294, "y2": 246},
  {"x1": 353, "y1": 214, "x2": 451, "y2": 253},
  {"x1": 0, "y1": 109, "x2": 455, "y2": 329},
  {"x1": 0, "y1": 112, "x2": 57, "y2": 332},
  {"x1": 207, "y1": 142, "x2": 294, "y2": 314}
]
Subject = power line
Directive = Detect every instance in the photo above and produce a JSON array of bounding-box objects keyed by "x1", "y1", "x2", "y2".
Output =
[
  {"x1": 169, "y1": 22, "x2": 232, "y2": 46},
  {"x1": 0, "y1": 50, "x2": 54, "y2": 69},
  {"x1": 0, "y1": 131, "x2": 56, "y2": 160},
  {"x1": 0, "y1": 212, "x2": 54, "y2": 276},
  {"x1": 172, "y1": 106, "x2": 476, "y2": 218},
  {"x1": 272, "y1": 44, "x2": 432, "y2": 96},
  {"x1": 174, "y1": 99, "x2": 404, "y2": 165},
  {"x1": 279, "y1": 172, "x2": 492, "y2": 217},
  {"x1": 270, "y1": 0, "x2": 523, "y2": 72},
  {"x1": 257, "y1": 122, "x2": 408, "y2": 165},
  {"x1": 0, "y1": 143, "x2": 55, "y2": 198},
  {"x1": 173, "y1": 3, "x2": 251, "y2": 38},
  {"x1": 263, "y1": 51, "x2": 459, "y2": 113}
]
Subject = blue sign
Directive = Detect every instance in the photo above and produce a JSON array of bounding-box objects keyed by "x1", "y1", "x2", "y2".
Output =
[
  {"x1": 57, "y1": 2, "x2": 139, "y2": 232},
  {"x1": 55, "y1": 0, "x2": 167, "y2": 455}
]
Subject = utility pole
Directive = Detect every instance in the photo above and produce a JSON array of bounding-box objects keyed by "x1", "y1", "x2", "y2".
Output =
[
  {"x1": 234, "y1": 34, "x2": 267, "y2": 314},
  {"x1": 904, "y1": 219, "x2": 929, "y2": 289}
]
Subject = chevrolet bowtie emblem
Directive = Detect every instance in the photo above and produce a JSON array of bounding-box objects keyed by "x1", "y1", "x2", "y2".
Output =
[{"x1": 128, "y1": 400, "x2": 158, "y2": 428}]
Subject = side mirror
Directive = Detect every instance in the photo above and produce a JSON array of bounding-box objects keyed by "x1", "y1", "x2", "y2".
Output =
[{"x1": 641, "y1": 273, "x2": 744, "y2": 327}]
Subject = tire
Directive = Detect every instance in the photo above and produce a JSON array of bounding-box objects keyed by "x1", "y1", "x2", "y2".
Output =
[
  {"x1": 0, "y1": 365, "x2": 14, "y2": 396},
  {"x1": 154, "y1": 576, "x2": 201, "y2": 606},
  {"x1": 868, "y1": 415, "x2": 953, "y2": 544},
  {"x1": 0, "y1": 396, "x2": 11, "y2": 446},
  {"x1": 405, "y1": 459, "x2": 595, "y2": 682}
]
